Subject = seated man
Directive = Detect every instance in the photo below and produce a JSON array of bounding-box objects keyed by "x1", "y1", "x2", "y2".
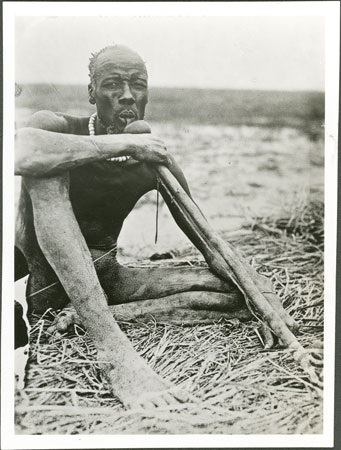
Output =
[{"x1": 15, "y1": 45, "x2": 281, "y2": 408}]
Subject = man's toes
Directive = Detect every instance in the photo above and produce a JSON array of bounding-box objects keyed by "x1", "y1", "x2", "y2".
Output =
[
  {"x1": 260, "y1": 323, "x2": 276, "y2": 349},
  {"x1": 46, "y1": 330, "x2": 64, "y2": 341},
  {"x1": 166, "y1": 385, "x2": 199, "y2": 405},
  {"x1": 126, "y1": 395, "x2": 162, "y2": 410},
  {"x1": 55, "y1": 316, "x2": 73, "y2": 332},
  {"x1": 46, "y1": 308, "x2": 81, "y2": 336},
  {"x1": 163, "y1": 392, "x2": 179, "y2": 406},
  {"x1": 141, "y1": 400, "x2": 156, "y2": 410},
  {"x1": 151, "y1": 395, "x2": 170, "y2": 408},
  {"x1": 127, "y1": 388, "x2": 192, "y2": 410},
  {"x1": 147, "y1": 391, "x2": 184, "y2": 409},
  {"x1": 46, "y1": 318, "x2": 68, "y2": 335},
  {"x1": 312, "y1": 339, "x2": 324, "y2": 349},
  {"x1": 163, "y1": 391, "x2": 189, "y2": 408},
  {"x1": 162, "y1": 389, "x2": 197, "y2": 408},
  {"x1": 169, "y1": 388, "x2": 192, "y2": 403},
  {"x1": 286, "y1": 316, "x2": 299, "y2": 334},
  {"x1": 56, "y1": 312, "x2": 81, "y2": 331},
  {"x1": 46, "y1": 324, "x2": 56, "y2": 335}
]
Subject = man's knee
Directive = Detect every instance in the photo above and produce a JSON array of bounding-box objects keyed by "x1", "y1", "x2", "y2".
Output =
[
  {"x1": 22, "y1": 173, "x2": 77, "y2": 261},
  {"x1": 23, "y1": 172, "x2": 71, "y2": 207}
]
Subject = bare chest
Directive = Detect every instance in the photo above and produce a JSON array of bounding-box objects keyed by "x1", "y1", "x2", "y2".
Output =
[{"x1": 69, "y1": 160, "x2": 156, "y2": 219}]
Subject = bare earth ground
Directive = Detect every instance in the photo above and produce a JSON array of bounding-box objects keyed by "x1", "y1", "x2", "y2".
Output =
[{"x1": 15, "y1": 106, "x2": 324, "y2": 434}]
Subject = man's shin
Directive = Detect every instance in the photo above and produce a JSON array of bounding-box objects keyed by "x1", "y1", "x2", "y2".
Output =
[{"x1": 23, "y1": 174, "x2": 124, "y2": 345}]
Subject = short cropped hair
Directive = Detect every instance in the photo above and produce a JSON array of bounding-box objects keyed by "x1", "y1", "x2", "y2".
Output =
[
  {"x1": 88, "y1": 44, "x2": 147, "y2": 86},
  {"x1": 88, "y1": 45, "x2": 118, "y2": 86}
]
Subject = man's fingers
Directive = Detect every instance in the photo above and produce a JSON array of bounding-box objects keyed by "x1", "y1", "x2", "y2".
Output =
[
  {"x1": 160, "y1": 154, "x2": 172, "y2": 168},
  {"x1": 153, "y1": 146, "x2": 172, "y2": 167},
  {"x1": 130, "y1": 135, "x2": 172, "y2": 166},
  {"x1": 144, "y1": 149, "x2": 171, "y2": 167}
]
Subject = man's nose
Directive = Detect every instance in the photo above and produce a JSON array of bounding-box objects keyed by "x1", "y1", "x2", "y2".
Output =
[{"x1": 119, "y1": 84, "x2": 135, "y2": 106}]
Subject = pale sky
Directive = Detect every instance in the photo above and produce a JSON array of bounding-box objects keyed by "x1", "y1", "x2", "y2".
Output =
[{"x1": 15, "y1": 15, "x2": 324, "y2": 91}]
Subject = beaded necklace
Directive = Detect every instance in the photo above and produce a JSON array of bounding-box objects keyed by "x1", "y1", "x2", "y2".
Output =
[{"x1": 88, "y1": 112, "x2": 131, "y2": 163}]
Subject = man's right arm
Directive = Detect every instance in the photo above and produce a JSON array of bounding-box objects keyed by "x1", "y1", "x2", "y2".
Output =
[{"x1": 15, "y1": 110, "x2": 170, "y2": 177}]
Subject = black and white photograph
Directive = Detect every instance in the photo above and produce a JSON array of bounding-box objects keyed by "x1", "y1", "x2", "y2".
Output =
[{"x1": 2, "y1": 1, "x2": 339, "y2": 447}]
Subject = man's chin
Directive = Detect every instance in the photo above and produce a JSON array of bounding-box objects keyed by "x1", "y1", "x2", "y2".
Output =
[
  {"x1": 106, "y1": 124, "x2": 122, "y2": 134},
  {"x1": 105, "y1": 120, "x2": 127, "y2": 134}
]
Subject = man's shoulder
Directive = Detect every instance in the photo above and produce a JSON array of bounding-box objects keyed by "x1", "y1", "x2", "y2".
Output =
[{"x1": 25, "y1": 110, "x2": 89, "y2": 134}]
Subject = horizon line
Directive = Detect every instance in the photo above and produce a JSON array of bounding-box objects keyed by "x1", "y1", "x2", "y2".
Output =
[{"x1": 15, "y1": 82, "x2": 325, "y2": 95}]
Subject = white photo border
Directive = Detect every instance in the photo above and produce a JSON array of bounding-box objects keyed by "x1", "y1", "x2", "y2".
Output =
[{"x1": 2, "y1": 1, "x2": 339, "y2": 448}]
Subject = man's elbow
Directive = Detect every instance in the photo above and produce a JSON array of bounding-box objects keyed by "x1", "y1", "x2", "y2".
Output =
[
  {"x1": 15, "y1": 156, "x2": 32, "y2": 177},
  {"x1": 15, "y1": 128, "x2": 43, "y2": 176}
]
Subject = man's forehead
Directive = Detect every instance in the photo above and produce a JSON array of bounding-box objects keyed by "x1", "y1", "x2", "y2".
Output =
[{"x1": 95, "y1": 47, "x2": 147, "y2": 75}]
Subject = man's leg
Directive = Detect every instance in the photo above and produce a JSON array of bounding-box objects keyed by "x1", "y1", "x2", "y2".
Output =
[
  {"x1": 52, "y1": 248, "x2": 294, "y2": 339},
  {"x1": 23, "y1": 173, "x2": 190, "y2": 409},
  {"x1": 52, "y1": 291, "x2": 252, "y2": 332},
  {"x1": 105, "y1": 264, "x2": 236, "y2": 303},
  {"x1": 49, "y1": 250, "x2": 253, "y2": 336},
  {"x1": 98, "y1": 256, "x2": 295, "y2": 331},
  {"x1": 110, "y1": 292, "x2": 253, "y2": 324}
]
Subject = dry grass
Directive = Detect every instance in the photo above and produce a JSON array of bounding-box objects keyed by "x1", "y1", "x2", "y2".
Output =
[{"x1": 15, "y1": 196, "x2": 324, "y2": 435}]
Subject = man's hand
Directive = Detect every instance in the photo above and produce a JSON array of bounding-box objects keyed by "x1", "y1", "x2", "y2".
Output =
[
  {"x1": 127, "y1": 134, "x2": 172, "y2": 167},
  {"x1": 122, "y1": 120, "x2": 172, "y2": 167}
]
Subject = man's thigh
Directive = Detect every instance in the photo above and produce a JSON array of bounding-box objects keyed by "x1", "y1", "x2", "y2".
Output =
[{"x1": 96, "y1": 256, "x2": 238, "y2": 305}]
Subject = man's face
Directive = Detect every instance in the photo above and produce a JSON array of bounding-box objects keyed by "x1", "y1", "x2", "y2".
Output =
[{"x1": 90, "y1": 47, "x2": 148, "y2": 134}]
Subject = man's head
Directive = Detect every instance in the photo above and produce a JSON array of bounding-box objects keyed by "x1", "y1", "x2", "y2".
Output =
[{"x1": 88, "y1": 45, "x2": 148, "y2": 134}]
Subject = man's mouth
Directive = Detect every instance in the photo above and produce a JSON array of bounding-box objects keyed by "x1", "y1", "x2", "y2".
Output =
[{"x1": 117, "y1": 110, "x2": 137, "y2": 126}]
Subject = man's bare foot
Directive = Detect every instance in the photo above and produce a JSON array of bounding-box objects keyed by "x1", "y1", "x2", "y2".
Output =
[
  {"x1": 46, "y1": 306, "x2": 81, "y2": 337},
  {"x1": 258, "y1": 276, "x2": 299, "y2": 334},
  {"x1": 46, "y1": 306, "x2": 193, "y2": 409},
  {"x1": 98, "y1": 343, "x2": 192, "y2": 409}
]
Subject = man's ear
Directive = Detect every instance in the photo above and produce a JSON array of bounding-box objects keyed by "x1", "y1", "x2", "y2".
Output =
[{"x1": 88, "y1": 83, "x2": 96, "y2": 105}]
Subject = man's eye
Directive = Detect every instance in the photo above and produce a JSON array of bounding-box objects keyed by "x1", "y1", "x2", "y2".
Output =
[
  {"x1": 104, "y1": 82, "x2": 119, "y2": 88},
  {"x1": 132, "y1": 83, "x2": 146, "y2": 90}
]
